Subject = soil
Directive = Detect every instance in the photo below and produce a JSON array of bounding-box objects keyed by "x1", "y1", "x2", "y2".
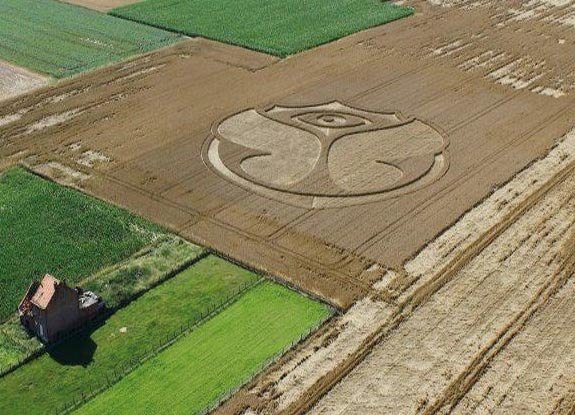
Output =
[
  {"x1": 309, "y1": 129, "x2": 575, "y2": 414},
  {"x1": 2, "y1": 0, "x2": 575, "y2": 413},
  {"x1": 60, "y1": 0, "x2": 142, "y2": 12},
  {"x1": 0, "y1": 61, "x2": 48, "y2": 102}
]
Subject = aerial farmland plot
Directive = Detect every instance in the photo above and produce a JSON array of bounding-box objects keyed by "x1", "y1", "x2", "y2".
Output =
[
  {"x1": 111, "y1": 0, "x2": 413, "y2": 57},
  {"x1": 76, "y1": 282, "x2": 331, "y2": 415},
  {"x1": 4, "y1": 0, "x2": 575, "y2": 414},
  {"x1": 0, "y1": 167, "x2": 332, "y2": 415},
  {"x1": 0, "y1": 0, "x2": 179, "y2": 85}
]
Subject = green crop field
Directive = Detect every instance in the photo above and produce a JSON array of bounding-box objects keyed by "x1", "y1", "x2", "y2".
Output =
[
  {"x1": 0, "y1": 235, "x2": 204, "y2": 371},
  {"x1": 111, "y1": 0, "x2": 413, "y2": 57},
  {"x1": 0, "y1": 0, "x2": 180, "y2": 78},
  {"x1": 75, "y1": 282, "x2": 332, "y2": 415},
  {"x1": 0, "y1": 167, "x2": 163, "y2": 322},
  {"x1": 0, "y1": 256, "x2": 260, "y2": 415}
]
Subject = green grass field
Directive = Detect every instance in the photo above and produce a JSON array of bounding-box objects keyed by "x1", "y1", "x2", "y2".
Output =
[
  {"x1": 0, "y1": 256, "x2": 259, "y2": 415},
  {"x1": 0, "y1": 322, "x2": 41, "y2": 372},
  {"x1": 0, "y1": 0, "x2": 180, "y2": 78},
  {"x1": 75, "y1": 282, "x2": 332, "y2": 415},
  {"x1": 111, "y1": 0, "x2": 413, "y2": 57},
  {"x1": 0, "y1": 235, "x2": 203, "y2": 371},
  {"x1": 0, "y1": 167, "x2": 163, "y2": 322}
]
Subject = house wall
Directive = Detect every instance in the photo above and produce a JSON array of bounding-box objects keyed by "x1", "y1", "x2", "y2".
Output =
[
  {"x1": 44, "y1": 286, "x2": 82, "y2": 342},
  {"x1": 29, "y1": 307, "x2": 49, "y2": 343}
]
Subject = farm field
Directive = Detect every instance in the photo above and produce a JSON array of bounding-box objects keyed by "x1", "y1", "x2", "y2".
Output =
[
  {"x1": 111, "y1": 0, "x2": 414, "y2": 57},
  {"x1": 3, "y1": 0, "x2": 575, "y2": 414},
  {"x1": 75, "y1": 281, "x2": 332, "y2": 415},
  {"x1": 0, "y1": 0, "x2": 180, "y2": 78},
  {"x1": 0, "y1": 234, "x2": 204, "y2": 371},
  {"x1": 0, "y1": 167, "x2": 166, "y2": 322},
  {"x1": 0, "y1": 255, "x2": 261, "y2": 415}
]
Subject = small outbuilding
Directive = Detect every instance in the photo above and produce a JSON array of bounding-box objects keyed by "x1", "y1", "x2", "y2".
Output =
[{"x1": 18, "y1": 274, "x2": 104, "y2": 343}]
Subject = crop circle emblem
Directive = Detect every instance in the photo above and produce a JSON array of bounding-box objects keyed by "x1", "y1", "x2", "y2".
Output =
[{"x1": 203, "y1": 101, "x2": 449, "y2": 208}]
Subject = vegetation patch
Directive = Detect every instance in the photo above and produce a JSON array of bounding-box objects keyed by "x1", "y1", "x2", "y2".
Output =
[
  {"x1": 0, "y1": 256, "x2": 259, "y2": 415},
  {"x1": 75, "y1": 282, "x2": 332, "y2": 415},
  {"x1": 0, "y1": 0, "x2": 180, "y2": 78},
  {"x1": 111, "y1": 0, "x2": 413, "y2": 57},
  {"x1": 0, "y1": 322, "x2": 41, "y2": 372},
  {"x1": 0, "y1": 235, "x2": 204, "y2": 372},
  {"x1": 0, "y1": 167, "x2": 164, "y2": 322},
  {"x1": 82, "y1": 234, "x2": 204, "y2": 310}
]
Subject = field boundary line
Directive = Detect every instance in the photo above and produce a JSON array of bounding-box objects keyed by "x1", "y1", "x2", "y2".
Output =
[
  {"x1": 281, "y1": 156, "x2": 575, "y2": 415},
  {"x1": 55, "y1": 276, "x2": 265, "y2": 415},
  {"x1": 0, "y1": 245, "x2": 210, "y2": 379},
  {"x1": 210, "y1": 249, "x2": 341, "y2": 314}
]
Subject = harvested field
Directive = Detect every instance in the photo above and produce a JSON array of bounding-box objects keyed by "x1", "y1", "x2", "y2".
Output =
[
  {"x1": 0, "y1": 61, "x2": 48, "y2": 102},
  {"x1": 309, "y1": 131, "x2": 575, "y2": 414},
  {"x1": 2, "y1": 0, "x2": 575, "y2": 413},
  {"x1": 111, "y1": 0, "x2": 413, "y2": 57},
  {"x1": 0, "y1": 0, "x2": 180, "y2": 78}
]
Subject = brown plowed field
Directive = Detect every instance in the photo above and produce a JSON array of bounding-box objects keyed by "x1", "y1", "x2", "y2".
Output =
[{"x1": 3, "y1": 0, "x2": 575, "y2": 413}]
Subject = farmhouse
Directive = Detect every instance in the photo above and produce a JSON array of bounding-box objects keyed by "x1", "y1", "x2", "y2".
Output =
[{"x1": 18, "y1": 274, "x2": 104, "y2": 343}]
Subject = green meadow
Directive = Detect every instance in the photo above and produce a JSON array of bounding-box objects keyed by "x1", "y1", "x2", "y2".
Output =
[
  {"x1": 76, "y1": 282, "x2": 332, "y2": 415},
  {"x1": 0, "y1": 256, "x2": 260, "y2": 415}
]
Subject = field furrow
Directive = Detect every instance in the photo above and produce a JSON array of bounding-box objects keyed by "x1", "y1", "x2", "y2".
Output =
[{"x1": 309, "y1": 144, "x2": 575, "y2": 414}]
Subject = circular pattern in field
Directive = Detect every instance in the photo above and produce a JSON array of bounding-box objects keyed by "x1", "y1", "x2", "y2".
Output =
[{"x1": 204, "y1": 101, "x2": 449, "y2": 208}]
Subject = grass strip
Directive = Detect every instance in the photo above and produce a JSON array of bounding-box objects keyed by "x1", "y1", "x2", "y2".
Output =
[
  {"x1": 75, "y1": 282, "x2": 333, "y2": 415},
  {"x1": 0, "y1": 255, "x2": 259, "y2": 415}
]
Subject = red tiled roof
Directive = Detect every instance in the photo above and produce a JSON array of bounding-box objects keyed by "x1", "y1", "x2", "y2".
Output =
[{"x1": 30, "y1": 274, "x2": 59, "y2": 310}]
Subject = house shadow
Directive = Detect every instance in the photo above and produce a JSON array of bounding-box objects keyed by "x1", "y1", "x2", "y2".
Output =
[{"x1": 46, "y1": 321, "x2": 104, "y2": 367}]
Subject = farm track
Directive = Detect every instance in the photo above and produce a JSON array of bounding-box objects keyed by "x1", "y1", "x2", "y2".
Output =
[
  {"x1": 3, "y1": 0, "x2": 575, "y2": 413},
  {"x1": 221, "y1": 130, "x2": 575, "y2": 415},
  {"x1": 304, "y1": 133, "x2": 575, "y2": 414}
]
